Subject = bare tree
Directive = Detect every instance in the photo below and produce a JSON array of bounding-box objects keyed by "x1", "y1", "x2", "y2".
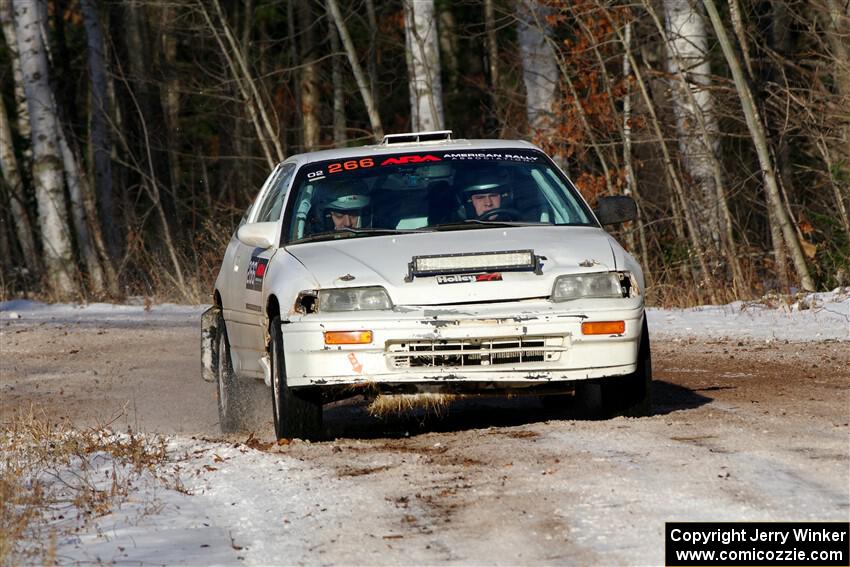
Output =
[
  {"x1": 652, "y1": 0, "x2": 745, "y2": 296},
  {"x1": 327, "y1": 0, "x2": 347, "y2": 147},
  {"x1": 703, "y1": 0, "x2": 815, "y2": 291},
  {"x1": 298, "y1": 1, "x2": 321, "y2": 151},
  {"x1": 404, "y1": 0, "x2": 444, "y2": 131},
  {"x1": 12, "y1": 0, "x2": 78, "y2": 297},
  {"x1": 0, "y1": 95, "x2": 38, "y2": 266},
  {"x1": 327, "y1": 0, "x2": 384, "y2": 139},
  {"x1": 0, "y1": 0, "x2": 30, "y2": 163},
  {"x1": 517, "y1": 0, "x2": 558, "y2": 135},
  {"x1": 80, "y1": 0, "x2": 118, "y2": 258}
]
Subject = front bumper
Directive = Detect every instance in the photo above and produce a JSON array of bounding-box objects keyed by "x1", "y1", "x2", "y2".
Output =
[{"x1": 281, "y1": 298, "x2": 644, "y2": 389}]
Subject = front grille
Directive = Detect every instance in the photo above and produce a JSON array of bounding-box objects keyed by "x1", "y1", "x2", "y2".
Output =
[{"x1": 386, "y1": 336, "x2": 565, "y2": 369}]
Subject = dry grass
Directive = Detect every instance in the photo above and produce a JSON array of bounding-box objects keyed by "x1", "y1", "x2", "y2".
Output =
[
  {"x1": 0, "y1": 407, "x2": 178, "y2": 565},
  {"x1": 367, "y1": 393, "x2": 457, "y2": 418}
]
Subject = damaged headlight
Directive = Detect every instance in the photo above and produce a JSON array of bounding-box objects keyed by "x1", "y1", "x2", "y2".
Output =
[
  {"x1": 551, "y1": 272, "x2": 632, "y2": 302},
  {"x1": 318, "y1": 286, "x2": 393, "y2": 312}
]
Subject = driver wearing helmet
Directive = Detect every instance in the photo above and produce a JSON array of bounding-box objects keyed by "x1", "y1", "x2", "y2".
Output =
[
  {"x1": 458, "y1": 168, "x2": 514, "y2": 220},
  {"x1": 316, "y1": 180, "x2": 371, "y2": 231}
]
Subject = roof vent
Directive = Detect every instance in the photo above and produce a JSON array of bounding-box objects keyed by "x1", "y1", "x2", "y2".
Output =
[{"x1": 381, "y1": 130, "x2": 453, "y2": 145}]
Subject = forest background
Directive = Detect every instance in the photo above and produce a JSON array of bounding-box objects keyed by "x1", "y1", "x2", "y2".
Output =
[{"x1": 1, "y1": 0, "x2": 848, "y2": 306}]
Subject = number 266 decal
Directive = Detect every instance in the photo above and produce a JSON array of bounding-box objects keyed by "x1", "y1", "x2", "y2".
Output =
[{"x1": 327, "y1": 158, "x2": 374, "y2": 174}]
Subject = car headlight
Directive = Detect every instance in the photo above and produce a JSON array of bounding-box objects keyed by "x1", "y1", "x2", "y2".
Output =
[
  {"x1": 318, "y1": 286, "x2": 393, "y2": 312},
  {"x1": 551, "y1": 272, "x2": 626, "y2": 302}
]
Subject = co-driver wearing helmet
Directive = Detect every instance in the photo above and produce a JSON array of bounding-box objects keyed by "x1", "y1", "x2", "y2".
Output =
[{"x1": 315, "y1": 181, "x2": 371, "y2": 232}]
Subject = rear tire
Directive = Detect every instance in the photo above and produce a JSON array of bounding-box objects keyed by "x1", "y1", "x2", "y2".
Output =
[
  {"x1": 576, "y1": 320, "x2": 652, "y2": 419},
  {"x1": 270, "y1": 316, "x2": 323, "y2": 440},
  {"x1": 216, "y1": 315, "x2": 243, "y2": 433}
]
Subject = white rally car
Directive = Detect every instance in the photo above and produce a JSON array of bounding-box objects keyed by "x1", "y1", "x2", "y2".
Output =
[{"x1": 201, "y1": 131, "x2": 651, "y2": 440}]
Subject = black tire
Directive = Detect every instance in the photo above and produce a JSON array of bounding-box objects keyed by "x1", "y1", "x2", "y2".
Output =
[
  {"x1": 576, "y1": 320, "x2": 653, "y2": 419},
  {"x1": 216, "y1": 314, "x2": 243, "y2": 433},
  {"x1": 539, "y1": 393, "x2": 572, "y2": 411},
  {"x1": 270, "y1": 316, "x2": 323, "y2": 440}
]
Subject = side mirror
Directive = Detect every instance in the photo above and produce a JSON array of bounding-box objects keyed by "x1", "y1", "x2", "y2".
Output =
[
  {"x1": 237, "y1": 222, "x2": 278, "y2": 248},
  {"x1": 595, "y1": 196, "x2": 637, "y2": 225}
]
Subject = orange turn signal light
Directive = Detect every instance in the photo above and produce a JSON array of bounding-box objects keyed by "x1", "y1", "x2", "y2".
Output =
[
  {"x1": 324, "y1": 330, "x2": 373, "y2": 345},
  {"x1": 581, "y1": 321, "x2": 625, "y2": 335}
]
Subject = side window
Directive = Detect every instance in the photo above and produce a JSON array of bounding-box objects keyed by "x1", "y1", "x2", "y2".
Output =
[{"x1": 255, "y1": 164, "x2": 295, "y2": 223}]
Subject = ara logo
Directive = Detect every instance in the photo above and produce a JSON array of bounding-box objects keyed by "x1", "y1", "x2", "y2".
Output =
[
  {"x1": 435, "y1": 273, "x2": 503, "y2": 285},
  {"x1": 380, "y1": 154, "x2": 441, "y2": 166},
  {"x1": 246, "y1": 255, "x2": 269, "y2": 291}
]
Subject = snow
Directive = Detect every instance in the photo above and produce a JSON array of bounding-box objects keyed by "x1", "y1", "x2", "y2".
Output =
[
  {"x1": 0, "y1": 299, "x2": 205, "y2": 327},
  {"x1": 3, "y1": 288, "x2": 848, "y2": 340},
  {"x1": 646, "y1": 289, "x2": 850, "y2": 342},
  {"x1": 2, "y1": 290, "x2": 848, "y2": 563}
]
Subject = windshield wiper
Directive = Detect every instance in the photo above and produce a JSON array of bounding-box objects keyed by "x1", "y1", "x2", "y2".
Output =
[
  {"x1": 291, "y1": 227, "x2": 430, "y2": 244},
  {"x1": 335, "y1": 227, "x2": 431, "y2": 235},
  {"x1": 432, "y1": 219, "x2": 542, "y2": 231}
]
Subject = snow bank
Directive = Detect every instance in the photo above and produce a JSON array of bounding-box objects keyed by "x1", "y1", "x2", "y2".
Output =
[
  {"x1": 0, "y1": 299, "x2": 206, "y2": 327},
  {"x1": 647, "y1": 289, "x2": 850, "y2": 342},
  {"x1": 3, "y1": 289, "x2": 848, "y2": 341}
]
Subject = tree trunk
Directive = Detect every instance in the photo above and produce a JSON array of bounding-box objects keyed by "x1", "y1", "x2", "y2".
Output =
[
  {"x1": 662, "y1": 0, "x2": 721, "y2": 252},
  {"x1": 438, "y1": 7, "x2": 458, "y2": 94},
  {"x1": 327, "y1": 0, "x2": 347, "y2": 147},
  {"x1": 158, "y1": 4, "x2": 182, "y2": 213},
  {"x1": 365, "y1": 0, "x2": 378, "y2": 110},
  {"x1": 57, "y1": 124, "x2": 107, "y2": 295},
  {"x1": 297, "y1": 0, "x2": 320, "y2": 151},
  {"x1": 13, "y1": 0, "x2": 78, "y2": 298},
  {"x1": 814, "y1": 0, "x2": 850, "y2": 233},
  {"x1": 651, "y1": 0, "x2": 745, "y2": 297},
  {"x1": 404, "y1": 0, "x2": 444, "y2": 131},
  {"x1": 0, "y1": 0, "x2": 30, "y2": 165},
  {"x1": 604, "y1": 4, "x2": 718, "y2": 301},
  {"x1": 484, "y1": 0, "x2": 501, "y2": 131},
  {"x1": 517, "y1": 0, "x2": 558, "y2": 133},
  {"x1": 703, "y1": 0, "x2": 815, "y2": 291},
  {"x1": 0, "y1": 94, "x2": 39, "y2": 266},
  {"x1": 198, "y1": 0, "x2": 280, "y2": 167},
  {"x1": 621, "y1": 20, "x2": 651, "y2": 286},
  {"x1": 327, "y1": 0, "x2": 384, "y2": 140},
  {"x1": 80, "y1": 0, "x2": 118, "y2": 260}
]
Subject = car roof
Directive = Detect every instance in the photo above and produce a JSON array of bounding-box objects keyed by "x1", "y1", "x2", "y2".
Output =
[{"x1": 283, "y1": 138, "x2": 542, "y2": 167}]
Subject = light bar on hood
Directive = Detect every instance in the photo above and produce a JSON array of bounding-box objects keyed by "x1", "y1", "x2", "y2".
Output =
[{"x1": 406, "y1": 249, "x2": 542, "y2": 281}]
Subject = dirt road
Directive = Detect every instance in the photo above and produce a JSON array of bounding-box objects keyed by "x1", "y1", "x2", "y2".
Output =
[{"x1": 1, "y1": 318, "x2": 848, "y2": 564}]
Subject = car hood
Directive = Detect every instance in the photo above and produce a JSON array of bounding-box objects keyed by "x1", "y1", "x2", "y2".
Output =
[{"x1": 286, "y1": 226, "x2": 619, "y2": 306}]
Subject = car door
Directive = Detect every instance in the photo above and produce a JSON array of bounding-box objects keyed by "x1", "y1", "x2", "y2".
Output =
[{"x1": 226, "y1": 163, "x2": 296, "y2": 376}]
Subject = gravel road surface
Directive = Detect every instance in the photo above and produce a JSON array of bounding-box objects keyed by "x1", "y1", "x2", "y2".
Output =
[{"x1": 1, "y1": 317, "x2": 848, "y2": 564}]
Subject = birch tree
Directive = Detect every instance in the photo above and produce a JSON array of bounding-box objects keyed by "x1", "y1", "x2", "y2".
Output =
[
  {"x1": 517, "y1": 0, "x2": 558, "y2": 135},
  {"x1": 662, "y1": 0, "x2": 721, "y2": 250},
  {"x1": 12, "y1": 0, "x2": 78, "y2": 297},
  {"x1": 655, "y1": 0, "x2": 745, "y2": 296},
  {"x1": 0, "y1": 0, "x2": 30, "y2": 163},
  {"x1": 404, "y1": 0, "x2": 444, "y2": 131}
]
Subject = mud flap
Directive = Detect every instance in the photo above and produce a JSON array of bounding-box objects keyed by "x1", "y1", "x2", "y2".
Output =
[{"x1": 200, "y1": 306, "x2": 221, "y2": 382}]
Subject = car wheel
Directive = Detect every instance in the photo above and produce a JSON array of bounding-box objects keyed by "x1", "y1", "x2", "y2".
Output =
[
  {"x1": 270, "y1": 316, "x2": 323, "y2": 440},
  {"x1": 576, "y1": 320, "x2": 652, "y2": 419},
  {"x1": 216, "y1": 314, "x2": 244, "y2": 433}
]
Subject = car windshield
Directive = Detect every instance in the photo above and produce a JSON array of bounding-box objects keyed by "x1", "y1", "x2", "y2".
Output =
[{"x1": 285, "y1": 148, "x2": 596, "y2": 243}]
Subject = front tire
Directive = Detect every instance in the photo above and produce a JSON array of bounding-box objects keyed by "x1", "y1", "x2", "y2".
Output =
[
  {"x1": 576, "y1": 320, "x2": 653, "y2": 418},
  {"x1": 270, "y1": 316, "x2": 323, "y2": 440}
]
